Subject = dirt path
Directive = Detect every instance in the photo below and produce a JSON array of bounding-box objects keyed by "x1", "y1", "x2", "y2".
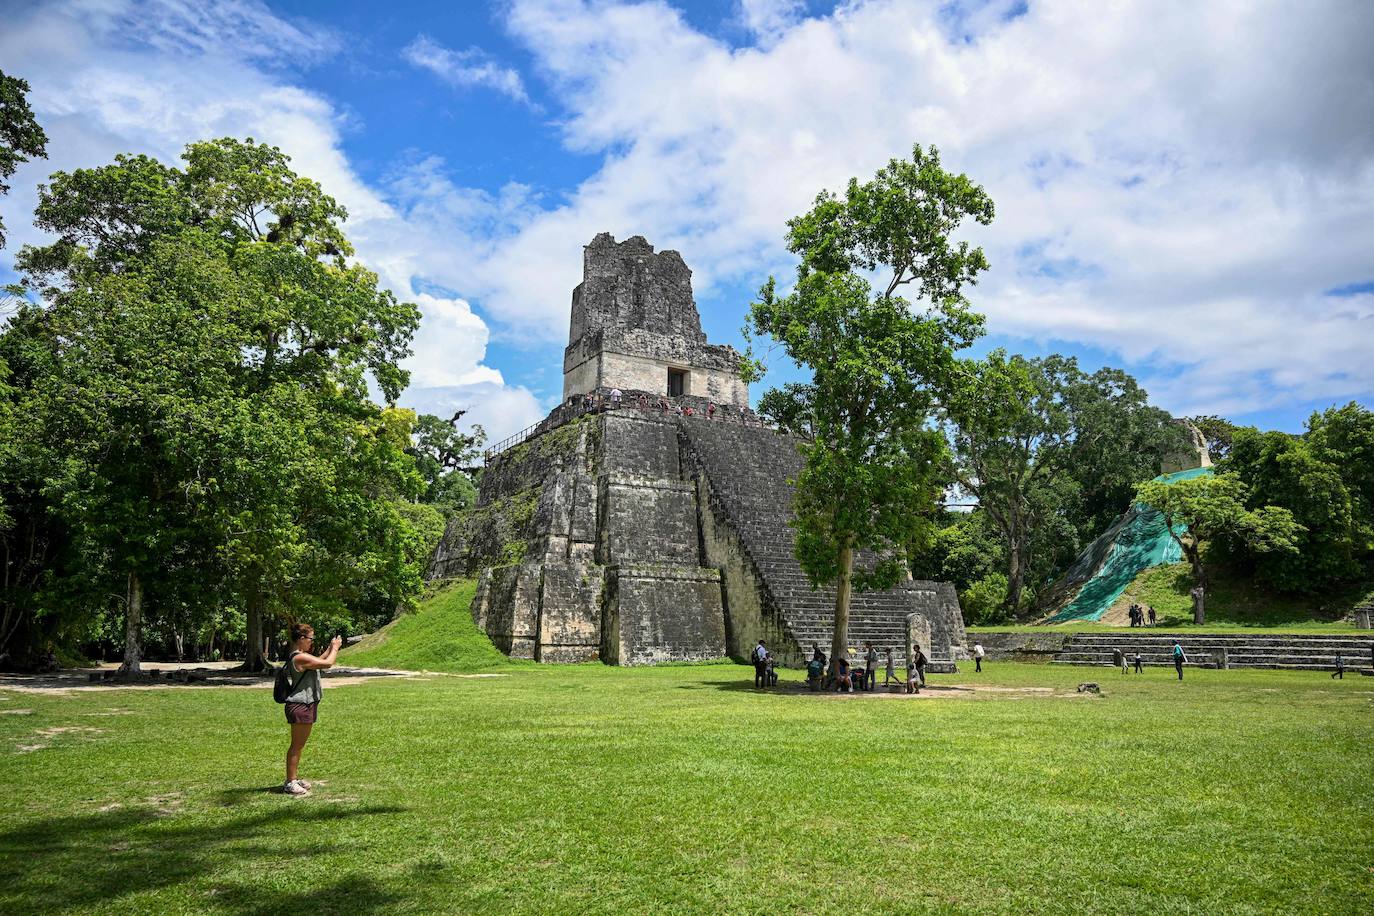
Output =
[{"x1": 0, "y1": 660, "x2": 459, "y2": 695}]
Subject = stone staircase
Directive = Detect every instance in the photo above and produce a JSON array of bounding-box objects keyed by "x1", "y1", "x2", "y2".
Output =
[
  {"x1": 1052, "y1": 632, "x2": 1374, "y2": 672},
  {"x1": 677, "y1": 417, "x2": 961, "y2": 667}
]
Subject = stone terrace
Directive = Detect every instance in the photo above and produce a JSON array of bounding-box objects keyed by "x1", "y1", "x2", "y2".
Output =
[{"x1": 1052, "y1": 632, "x2": 1374, "y2": 672}]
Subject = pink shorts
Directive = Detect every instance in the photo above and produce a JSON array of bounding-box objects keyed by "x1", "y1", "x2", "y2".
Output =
[{"x1": 284, "y1": 702, "x2": 318, "y2": 724}]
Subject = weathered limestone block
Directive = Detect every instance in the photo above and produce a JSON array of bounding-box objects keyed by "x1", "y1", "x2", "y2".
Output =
[
  {"x1": 536, "y1": 562, "x2": 604, "y2": 663},
  {"x1": 599, "y1": 476, "x2": 699, "y2": 566},
  {"x1": 473, "y1": 564, "x2": 541, "y2": 659},
  {"x1": 603, "y1": 565, "x2": 726, "y2": 665}
]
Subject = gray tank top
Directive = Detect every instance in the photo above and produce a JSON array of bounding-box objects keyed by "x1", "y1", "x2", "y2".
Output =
[{"x1": 284, "y1": 651, "x2": 323, "y2": 704}]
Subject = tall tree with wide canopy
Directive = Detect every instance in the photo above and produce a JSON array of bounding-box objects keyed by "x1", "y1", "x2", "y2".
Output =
[
  {"x1": 744, "y1": 144, "x2": 992, "y2": 664},
  {"x1": 13, "y1": 137, "x2": 423, "y2": 671}
]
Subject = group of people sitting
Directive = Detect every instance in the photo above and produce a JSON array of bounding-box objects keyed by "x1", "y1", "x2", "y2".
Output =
[
  {"x1": 753, "y1": 640, "x2": 929, "y2": 693},
  {"x1": 1127, "y1": 603, "x2": 1156, "y2": 627}
]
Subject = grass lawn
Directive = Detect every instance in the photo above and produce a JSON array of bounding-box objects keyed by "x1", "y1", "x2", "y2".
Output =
[{"x1": 1, "y1": 588, "x2": 1370, "y2": 914}]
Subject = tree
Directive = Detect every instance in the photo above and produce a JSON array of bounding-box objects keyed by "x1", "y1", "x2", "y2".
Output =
[
  {"x1": 1306, "y1": 402, "x2": 1374, "y2": 553},
  {"x1": 408, "y1": 411, "x2": 484, "y2": 516},
  {"x1": 945, "y1": 352, "x2": 1189, "y2": 611},
  {"x1": 1136, "y1": 474, "x2": 1302, "y2": 623},
  {"x1": 12, "y1": 137, "x2": 424, "y2": 671},
  {"x1": 744, "y1": 144, "x2": 992, "y2": 664},
  {"x1": 0, "y1": 69, "x2": 48, "y2": 250}
]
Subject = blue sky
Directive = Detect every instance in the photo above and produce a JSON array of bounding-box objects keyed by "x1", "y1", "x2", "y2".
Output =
[{"x1": 2, "y1": 0, "x2": 1372, "y2": 441}]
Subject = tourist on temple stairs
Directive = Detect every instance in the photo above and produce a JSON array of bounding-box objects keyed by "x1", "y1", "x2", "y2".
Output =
[
  {"x1": 279, "y1": 623, "x2": 341, "y2": 796},
  {"x1": 752, "y1": 640, "x2": 769, "y2": 688},
  {"x1": 1173, "y1": 642, "x2": 1188, "y2": 680},
  {"x1": 973, "y1": 641, "x2": 985, "y2": 673},
  {"x1": 609, "y1": 387, "x2": 622, "y2": 408}
]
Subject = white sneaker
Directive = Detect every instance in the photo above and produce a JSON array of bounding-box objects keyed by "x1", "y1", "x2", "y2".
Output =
[{"x1": 283, "y1": 779, "x2": 309, "y2": 796}]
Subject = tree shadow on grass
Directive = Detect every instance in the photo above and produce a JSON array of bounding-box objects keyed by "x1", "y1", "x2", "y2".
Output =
[
  {"x1": 0, "y1": 801, "x2": 408, "y2": 914},
  {"x1": 682, "y1": 678, "x2": 968, "y2": 698}
]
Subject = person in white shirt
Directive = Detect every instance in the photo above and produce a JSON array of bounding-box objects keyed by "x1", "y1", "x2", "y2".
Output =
[
  {"x1": 609, "y1": 387, "x2": 622, "y2": 408},
  {"x1": 973, "y1": 641, "x2": 985, "y2": 673},
  {"x1": 753, "y1": 640, "x2": 769, "y2": 688}
]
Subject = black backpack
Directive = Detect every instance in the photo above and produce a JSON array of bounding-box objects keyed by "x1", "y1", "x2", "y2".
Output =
[{"x1": 272, "y1": 653, "x2": 301, "y2": 704}]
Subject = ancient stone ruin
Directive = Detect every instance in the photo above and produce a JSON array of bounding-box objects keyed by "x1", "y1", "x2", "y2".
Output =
[{"x1": 430, "y1": 233, "x2": 967, "y2": 668}]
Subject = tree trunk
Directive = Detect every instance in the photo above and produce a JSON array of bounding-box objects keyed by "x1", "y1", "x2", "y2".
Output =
[
  {"x1": 239, "y1": 588, "x2": 272, "y2": 672},
  {"x1": 119, "y1": 571, "x2": 143, "y2": 674},
  {"x1": 830, "y1": 545, "x2": 854, "y2": 667},
  {"x1": 1187, "y1": 548, "x2": 1206, "y2": 625},
  {"x1": 1004, "y1": 537, "x2": 1025, "y2": 611}
]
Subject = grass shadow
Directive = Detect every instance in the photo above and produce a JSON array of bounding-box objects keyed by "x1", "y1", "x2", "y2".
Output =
[{"x1": 0, "y1": 801, "x2": 408, "y2": 914}]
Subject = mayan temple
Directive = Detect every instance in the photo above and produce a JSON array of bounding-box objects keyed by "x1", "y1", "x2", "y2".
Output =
[{"x1": 430, "y1": 233, "x2": 967, "y2": 668}]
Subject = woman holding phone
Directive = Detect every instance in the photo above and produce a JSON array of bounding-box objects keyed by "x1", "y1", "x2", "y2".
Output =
[{"x1": 281, "y1": 623, "x2": 341, "y2": 796}]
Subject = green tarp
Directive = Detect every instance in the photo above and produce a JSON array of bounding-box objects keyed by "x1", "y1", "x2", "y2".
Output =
[{"x1": 1045, "y1": 466, "x2": 1211, "y2": 623}]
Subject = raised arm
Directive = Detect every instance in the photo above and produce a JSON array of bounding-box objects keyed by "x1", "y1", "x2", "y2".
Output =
[{"x1": 293, "y1": 636, "x2": 344, "y2": 671}]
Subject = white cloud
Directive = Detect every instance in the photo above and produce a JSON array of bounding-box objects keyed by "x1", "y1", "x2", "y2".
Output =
[
  {"x1": 402, "y1": 34, "x2": 531, "y2": 105},
  {"x1": 3, "y1": 0, "x2": 1371, "y2": 426},
  {"x1": 738, "y1": 0, "x2": 807, "y2": 44},
  {"x1": 474, "y1": 0, "x2": 1374, "y2": 418},
  {"x1": 0, "y1": 0, "x2": 544, "y2": 439}
]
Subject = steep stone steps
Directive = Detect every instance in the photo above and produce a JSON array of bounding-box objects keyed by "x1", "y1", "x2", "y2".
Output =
[{"x1": 677, "y1": 417, "x2": 962, "y2": 665}]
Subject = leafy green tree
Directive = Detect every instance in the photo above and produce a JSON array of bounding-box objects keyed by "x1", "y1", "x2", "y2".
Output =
[
  {"x1": 744, "y1": 143, "x2": 992, "y2": 663},
  {"x1": 944, "y1": 352, "x2": 1188, "y2": 611},
  {"x1": 12, "y1": 137, "x2": 424, "y2": 670},
  {"x1": 1221, "y1": 426, "x2": 1362, "y2": 593},
  {"x1": 1136, "y1": 473, "x2": 1302, "y2": 623},
  {"x1": 408, "y1": 411, "x2": 484, "y2": 516},
  {"x1": 1306, "y1": 402, "x2": 1374, "y2": 553},
  {"x1": 0, "y1": 69, "x2": 48, "y2": 250}
]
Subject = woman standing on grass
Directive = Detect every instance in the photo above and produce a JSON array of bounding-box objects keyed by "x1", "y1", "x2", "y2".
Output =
[{"x1": 282, "y1": 623, "x2": 341, "y2": 796}]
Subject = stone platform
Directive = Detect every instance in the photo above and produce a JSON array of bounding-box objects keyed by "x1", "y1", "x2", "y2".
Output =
[{"x1": 432, "y1": 405, "x2": 966, "y2": 667}]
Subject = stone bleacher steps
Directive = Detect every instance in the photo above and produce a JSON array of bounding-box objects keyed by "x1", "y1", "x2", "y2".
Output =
[
  {"x1": 677, "y1": 418, "x2": 940, "y2": 662},
  {"x1": 1052, "y1": 632, "x2": 1374, "y2": 672}
]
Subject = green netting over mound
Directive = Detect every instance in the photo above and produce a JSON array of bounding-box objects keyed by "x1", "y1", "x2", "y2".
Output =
[{"x1": 1045, "y1": 466, "x2": 1212, "y2": 623}]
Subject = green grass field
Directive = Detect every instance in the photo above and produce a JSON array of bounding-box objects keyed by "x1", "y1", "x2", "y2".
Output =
[{"x1": 2, "y1": 583, "x2": 1371, "y2": 914}]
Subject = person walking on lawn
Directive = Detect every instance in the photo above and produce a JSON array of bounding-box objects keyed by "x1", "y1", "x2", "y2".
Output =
[
  {"x1": 1173, "y1": 642, "x2": 1188, "y2": 680},
  {"x1": 973, "y1": 641, "x2": 985, "y2": 673},
  {"x1": 281, "y1": 623, "x2": 341, "y2": 796},
  {"x1": 1133, "y1": 652, "x2": 1144, "y2": 674},
  {"x1": 1331, "y1": 653, "x2": 1344, "y2": 679}
]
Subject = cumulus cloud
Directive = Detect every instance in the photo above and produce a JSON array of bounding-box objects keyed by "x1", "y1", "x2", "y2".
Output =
[
  {"x1": 738, "y1": 0, "x2": 808, "y2": 43},
  {"x1": 0, "y1": 0, "x2": 544, "y2": 440},
  {"x1": 475, "y1": 0, "x2": 1374, "y2": 418},
  {"x1": 403, "y1": 35, "x2": 531, "y2": 105}
]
